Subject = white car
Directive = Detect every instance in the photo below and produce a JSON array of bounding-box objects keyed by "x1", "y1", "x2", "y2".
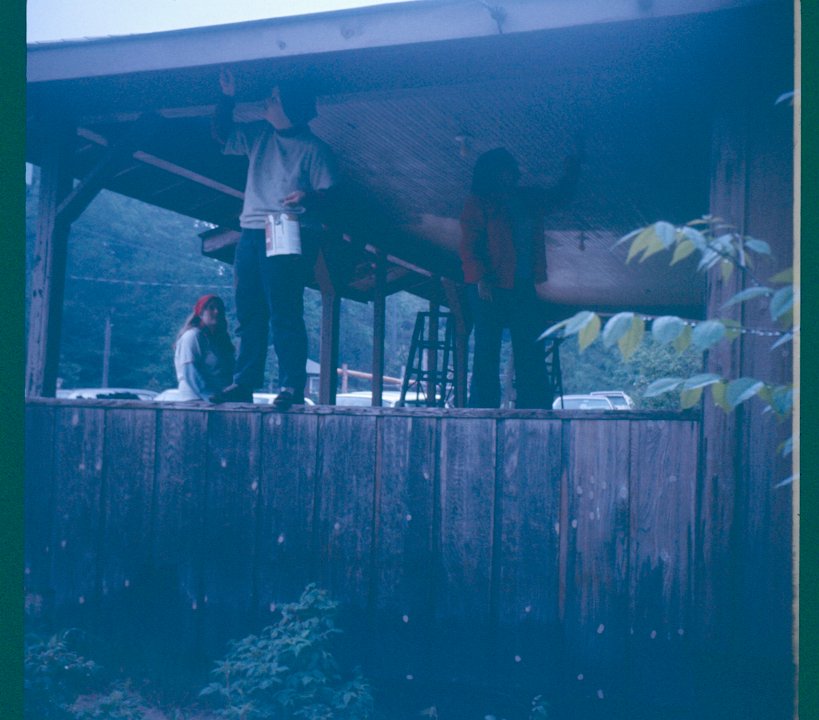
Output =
[
  {"x1": 335, "y1": 390, "x2": 448, "y2": 408},
  {"x1": 56, "y1": 387, "x2": 158, "y2": 401},
  {"x1": 552, "y1": 394, "x2": 615, "y2": 410},
  {"x1": 252, "y1": 392, "x2": 315, "y2": 406},
  {"x1": 590, "y1": 390, "x2": 636, "y2": 409}
]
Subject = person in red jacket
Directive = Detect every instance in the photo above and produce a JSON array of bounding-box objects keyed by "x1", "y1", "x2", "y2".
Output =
[{"x1": 459, "y1": 147, "x2": 580, "y2": 408}]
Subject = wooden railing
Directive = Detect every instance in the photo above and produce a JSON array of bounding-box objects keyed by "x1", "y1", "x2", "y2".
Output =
[{"x1": 26, "y1": 400, "x2": 707, "y2": 708}]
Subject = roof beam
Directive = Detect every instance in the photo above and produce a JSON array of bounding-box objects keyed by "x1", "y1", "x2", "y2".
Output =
[{"x1": 77, "y1": 126, "x2": 244, "y2": 199}]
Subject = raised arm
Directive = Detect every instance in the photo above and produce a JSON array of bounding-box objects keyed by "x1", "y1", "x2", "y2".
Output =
[{"x1": 211, "y1": 67, "x2": 237, "y2": 146}]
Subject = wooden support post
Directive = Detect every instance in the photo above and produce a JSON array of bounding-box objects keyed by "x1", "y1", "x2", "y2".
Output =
[
  {"x1": 316, "y1": 248, "x2": 340, "y2": 405},
  {"x1": 442, "y1": 279, "x2": 470, "y2": 408},
  {"x1": 426, "y1": 281, "x2": 441, "y2": 407},
  {"x1": 26, "y1": 125, "x2": 74, "y2": 398},
  {"x1": 371, "y1": 250, "x2": 387, "y2": 407},
  {"x1": 319, "y1": 293, "x2": 340, "y2": 405}
]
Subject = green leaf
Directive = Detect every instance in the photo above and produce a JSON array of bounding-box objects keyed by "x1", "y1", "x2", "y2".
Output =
[
  {"x1": 578, "y1": 313, "x2": 601, "y2": 351},
  {"x1": 639, "y1": 233, "x2": 669, "y2": 262},
  {"x1": 617, "y1": 315, "x2": 645, "y2": 359},
  {"x1": 680, "y1": 386, "x2": 703, "y2": 409},
  {"x1": 679, "y1": 225, "x2": 708, "y2": 248},
  {"x1": 710, "y1": 381, "x2": 732, "y2": 412},
  {"x1": 692, "y1": 320, "x2": 726, "y2": 350},
  {"x1": 769, "y1": 286, "x2": 793, "y2": 322},
  {"x1": 601, "y1": 312, "x2": 634, "y2": 347},
  {"x1": 725, "y1": 377, "x2": 764, "y2": 407},
  {"x1": 768, "y1": 267, "x2": 793, "y2": 284},
  {"x1": 655, "y1": 221, "x2": 676, "y2": 248},
  {"x1": 744, "y1": 237, "x2": 771, "y2": 255},
  {"x1": 673, "y1": 324, "x2": 693, "y2": 353},
  {"x1": 670, "y1": 239, "x2": 697, "y2": 265},
  {"x1": 644, "y1": 377, "x2": 684, "y2": 397},
  {"x1": 538, "y1": 318, "x2": 569, "y2": 340},
  {"x1": 721, "y1": 286, "x2": 771, "y2": 309},
  {"x1": 626, "y1": 227, "x2": 657, "y2": 263},
  {"x1": 564, "y1": 311, "x2": 597, "y2": 337},
  {"x1": 652, "y1": 315, "x2": 686, "y2": 344},
  {"x1": 771, "y1": 385, "x2": 793, "y2": 416},
  {"x1": 681, "y1": 373, "x2": 722, "y2": 390},
  {"x1": 720, "y1": 260, "x2": 734, "y2": 283},
  {"x1": 614, "y1": 227, "x2": 641, "y2": 247}
]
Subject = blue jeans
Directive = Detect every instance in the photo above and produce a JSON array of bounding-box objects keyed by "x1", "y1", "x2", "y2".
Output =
[
  {"x1": 467, "y1": 283, "x2": 552, "y2": 409},
  {"x1": 233, "y1": 228, "x2": 310, "y2": 393}
]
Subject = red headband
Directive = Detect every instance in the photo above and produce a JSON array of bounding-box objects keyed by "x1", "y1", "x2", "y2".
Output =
[{"x1": 193, "y1": 294, "x2": 218, "y2": 317}]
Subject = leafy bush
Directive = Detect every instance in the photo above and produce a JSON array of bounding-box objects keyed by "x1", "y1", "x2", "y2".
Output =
[
  {"x1": 200, "y1": 584, "x2": 374, "y2": 720},
  {"x1": 25, "y1": 629, "x2": 103, "y2": 720}
]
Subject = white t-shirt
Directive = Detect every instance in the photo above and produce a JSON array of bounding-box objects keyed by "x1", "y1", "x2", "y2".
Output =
[
  {"x1": 175, "y1": 328, "x2": 234, "y2": 401},
  {"x1": 223, "y1": 122, "x2": 337, "y2": 229}
]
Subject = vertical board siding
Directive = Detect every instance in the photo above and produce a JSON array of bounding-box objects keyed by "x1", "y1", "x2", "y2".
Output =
[
  {"x1": 202, "y1": 411, "x2": 262, "y2": 649},
  {"x1": 629, "y1": 419, "x2": 697, "y2": 633},
  {"x1": 315, "y1": 413, "x2": 377, "y2": 606},
  {"x1": 372, "y1": 415, "x2": 438, "y2": 681},
  {"x1": 99, "y1": 408, "x2": 156, "y2": 605},
  {"x1": 497, "y1": 419, "x2": 562, "y2": 627},
  {"x1": 27, "y1": 403, "x2": 759, "y2": 704},
  {"x1": 152, "y1": 409, "x2": 210, "y2": 659},
  {"x1": 50, "y1": 407, "x2": 106, "y2": 623},
  {"x1": 438, "y1": 417, "x2": 496, "y2": 625},
  {"x1": 563, "y1": 420, "x2": 631, "y2": 684},
  {"x1": 258, "y1": 412, "x2": 319, "y2": 607},
  {"x1": 25, "y1": 404, "x2": 56, "y2": 617},
  {"x1": 375, "y1": 415, "x2": 437, "y2": 618}
]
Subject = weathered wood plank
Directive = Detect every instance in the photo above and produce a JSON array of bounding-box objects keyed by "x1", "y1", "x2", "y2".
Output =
[
  {"x1": 150, "y1": 409, "x2": 209, "y2": 663},
  {"x1": 24, "y1": 404, "x2": 56, "y2": 618},
  {"x1": 257, "y1": 412, "x2": 319, "y2": 608},
  {"x1": 625, "y1": 419, "x2": 699, "y2": 710},
  {"x1": 315, "y1": 413, "x2": 377, "y2": 606},
  {"x1": 50, "y1": 406, "x2": 106, "y2": 624},
  {"x1": 98, "y1": 408, "x2": 156, "y2": 602},
  {"x1": 629, "y1": 419, "x2": 698, "y2": 634},
  {"x1": 201, "y1": 411, "x2": 262, "y2": 650},
  {"x1": 437, "y1": 417, "x2": 495, "y2": 623},
  {"x1": 562, "y1": 419, "x2": 631, "y2": 687},
  {"x1": 368, "y1": 415, "x2": 438, "y2": 682},
  {"x1": 374, "y1": 415, "x2": 437, "y2": 617}
]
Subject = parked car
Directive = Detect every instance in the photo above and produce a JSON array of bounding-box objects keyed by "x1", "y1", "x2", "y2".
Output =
[
  {"x1": 590, "y1": 390, "x2": 636, "y2": 409},
  {"x1": 252, "y1": 392, "x2": 315, "y2": 406},
  {"x1": 56, "y1": 387, "x2": 158, "y2": 401},
  {"x1": 335, "y1": 390, "x2": 449, "y2": 408},
  {"x1": 552, "y1": 394, "x2": 615, "y2": 410}
]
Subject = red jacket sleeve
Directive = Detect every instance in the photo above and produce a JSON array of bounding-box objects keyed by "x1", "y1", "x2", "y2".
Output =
[{"x1": 459, "y1": 195, "x2": 489, "y2": 284}]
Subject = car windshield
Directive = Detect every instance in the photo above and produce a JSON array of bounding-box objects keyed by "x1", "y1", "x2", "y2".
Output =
[{"x1": 557, "y1": 397, "x2": 612, "y2": 409}]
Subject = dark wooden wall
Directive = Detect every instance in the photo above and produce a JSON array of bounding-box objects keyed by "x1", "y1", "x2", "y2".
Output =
[{"x1": 24, "y1": 401, "x2": 725, "y2": 710}]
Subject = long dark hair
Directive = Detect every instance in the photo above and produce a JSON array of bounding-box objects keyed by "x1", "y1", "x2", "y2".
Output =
[
  {"x1": 470, "y1": 147, "x2": 520, "y2": 198},
  {"x1": 174, "y1": 296, "x2": 233, "y2": 356}
]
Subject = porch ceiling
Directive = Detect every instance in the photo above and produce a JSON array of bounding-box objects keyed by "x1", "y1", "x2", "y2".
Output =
[{"x1": 26, "y1": 0, "x2": 789, "y2": 318}]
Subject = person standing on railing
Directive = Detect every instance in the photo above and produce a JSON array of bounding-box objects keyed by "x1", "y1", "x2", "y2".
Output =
[
  {"x1": 211, "y1": 68, "x2": 338, "y2": 409},
  {"x1": 459, "y1": 147, "x2": 580, "y2": 408},
  {"x1": 174, "y1": 294, "x2": 235, "y2": 402}
]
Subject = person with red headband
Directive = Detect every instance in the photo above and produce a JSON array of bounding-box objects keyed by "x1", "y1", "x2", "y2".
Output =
[{"x1": 173, "y1": 294, "x2": 235, "y2": 402}]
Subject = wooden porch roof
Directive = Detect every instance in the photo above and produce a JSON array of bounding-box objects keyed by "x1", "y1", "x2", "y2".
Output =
[{"x1": 26, "y1": 0, "x2": 790, "y2": 316}]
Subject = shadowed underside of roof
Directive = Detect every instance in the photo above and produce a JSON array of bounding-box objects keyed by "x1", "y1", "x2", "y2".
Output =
[{"x1": 25, "y1": 0, "x2": 792, "y2": 316}]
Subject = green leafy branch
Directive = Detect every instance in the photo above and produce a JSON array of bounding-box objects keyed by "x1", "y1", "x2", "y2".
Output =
[{"x1": 540, "y1": 218, "x2": 795, "y2": 468}]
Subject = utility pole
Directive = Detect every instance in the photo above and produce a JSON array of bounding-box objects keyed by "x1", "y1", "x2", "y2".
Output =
[{"x1": 101, "y1": 311, "x2": 113, "y2": 388}]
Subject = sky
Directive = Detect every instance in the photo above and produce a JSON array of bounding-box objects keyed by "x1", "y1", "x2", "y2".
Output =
[{"x1": 26, "y1": 0, "x2": 404, "y2": 42}]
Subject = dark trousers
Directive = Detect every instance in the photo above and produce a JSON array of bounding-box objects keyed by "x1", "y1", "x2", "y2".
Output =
[
  {"x1": 467, "y1": 284, "x2": 552, "y2": 409},
  {"x1": 233, "y1": 228, "x2": 309, "y2": 393}
]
